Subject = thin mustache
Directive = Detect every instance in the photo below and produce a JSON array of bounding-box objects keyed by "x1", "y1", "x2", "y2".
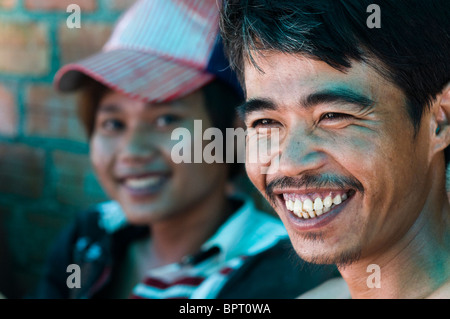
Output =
[{"x1": 266, "y1": 174, "x2": 364, "y2": 204}]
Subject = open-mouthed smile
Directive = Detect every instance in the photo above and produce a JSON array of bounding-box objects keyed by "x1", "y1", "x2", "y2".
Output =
[
  {"x1": 283, "y1": 190, "x2": 353, "y2": 219},
  {"x1": 119, "y1": 172, "x2": 171, "y2": 197},
  {"x1": 274, "y1": 188, "x2": 357, "y2": 230}
]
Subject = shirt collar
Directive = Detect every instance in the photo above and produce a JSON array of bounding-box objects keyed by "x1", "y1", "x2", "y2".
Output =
[
  {"x1": 97, "y1": 201, "x2": 127, "y2": 234},
  {"x1": 200, "y1": 194, "x2": 287, "y2": 261}
]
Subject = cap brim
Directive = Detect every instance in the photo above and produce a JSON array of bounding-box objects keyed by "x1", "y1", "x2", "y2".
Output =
[{"x1": 54, "y1": 49, "x2": 214, "y2": 103}]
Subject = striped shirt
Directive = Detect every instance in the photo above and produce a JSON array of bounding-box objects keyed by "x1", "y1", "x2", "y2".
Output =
[{"x1": 126, "y1": 195, "x2": 288, "y2": 299}]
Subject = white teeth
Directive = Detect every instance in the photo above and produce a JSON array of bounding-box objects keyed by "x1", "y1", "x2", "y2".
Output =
[
  {"x1": 314, "y1": 198, "x2": 323, "y2": 210},
  {"x1": 293, "y1": 200, "x2": 302, "y2": 215},
  {"x1": 284, "y1": 192, "x2": 350, "y2": 219},
  {"x1": 333, "y1": 195, "x2": 342, "y2": 205},
  {"x1": 286, "y1": 200, "x2": 294, "y2": 211},
  {"x1": 303, "y1": 199, "x2": 313, "y2": 212},
  {"x1": 125, "y1": 176, "x2": 162, "y2": 189},
  {"x1": 323, "y1": 196, "x2": 333, "y2": 208}
]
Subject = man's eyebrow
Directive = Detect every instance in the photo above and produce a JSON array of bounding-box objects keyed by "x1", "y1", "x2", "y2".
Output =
[
  {"x1": 98, "y1": 104, "x2": 121, "y2": 112},
  {"x1": 237, "y1": 87, "x2": 375, "y2": 120},
  {"x1": 303, "y1": 88, "x2": 375, "y2": 111},
  {"x1": 237, "y1": 98, "x2": 277, "y2": 120}
]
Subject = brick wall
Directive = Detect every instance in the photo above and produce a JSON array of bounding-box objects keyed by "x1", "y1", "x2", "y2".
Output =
[{"x1": 0, "y1": 0, "x2": 136, "y2": 298}]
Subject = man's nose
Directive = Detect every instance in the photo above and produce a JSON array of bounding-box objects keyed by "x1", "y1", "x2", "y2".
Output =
[{"x1": 277, "y1": 127, "x2": 327, "y2": 177}]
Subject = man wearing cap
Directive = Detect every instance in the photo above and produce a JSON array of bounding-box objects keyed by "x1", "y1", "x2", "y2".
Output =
[{"x1": 33, "y1": 0, "x2": 337, "y2": 299}]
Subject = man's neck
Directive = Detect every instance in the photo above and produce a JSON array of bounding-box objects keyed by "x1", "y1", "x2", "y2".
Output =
[{"x1": 339, "y1": 189, "x2": 450, "y2": 299}]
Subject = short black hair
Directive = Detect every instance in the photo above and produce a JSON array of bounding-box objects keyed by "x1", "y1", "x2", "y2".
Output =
[
  {"x1": 201, "y1": 79, "x2": 245, "y2": 178},
  {"x1": 220, "y1": 0, "x2": 450, "y2": 164}
]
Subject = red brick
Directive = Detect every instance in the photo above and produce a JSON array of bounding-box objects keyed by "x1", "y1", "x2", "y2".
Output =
[
  {"x1": 107, "y1": 0, "x2": 137, "y2": 11},
  {"x1": 24, "y1": 0, "x2": 96, "y2": 12},
  {"x1": 0, "y1": 21, "x2": 49, "y2": 75},
  {"x1": 58, "y1": 22, "x2": 113, "y2": 65},
  {"x1": 0, "y1": 144, "x2": 45, "y2": 198},
  {"x1": 0, "y1": 0, "x2": 16, "y2": 10},
  {"x1": 0, "y1": 83, "x2": 18, "y2": 137},
  {"x1": 52, "y1": 150, "x2": 107, "y2": 207},
  {"x1": 24, "y1": 84, "x2": 87, "y2": 142}
]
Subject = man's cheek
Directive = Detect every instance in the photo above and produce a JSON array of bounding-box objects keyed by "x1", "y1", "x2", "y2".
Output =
[
  {"x1": 90, "y1": 144, "x2": 107, "y2": 171},
  {"x1": 90, "y1": 138, "x2": 115, "y2": 185},
  {"x1": 245, "y1": 161, "x2": 265, "y2": 192},
  {"x1": 89, "y1": 146, "x2": 103, "y2": 176}
]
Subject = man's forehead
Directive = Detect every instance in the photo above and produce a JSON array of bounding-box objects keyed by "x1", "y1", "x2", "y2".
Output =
[{"x1": 243, "y1": 51, "x2": 377, "y2": 104}]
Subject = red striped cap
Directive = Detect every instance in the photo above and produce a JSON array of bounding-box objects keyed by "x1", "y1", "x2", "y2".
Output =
[{"x1": 54, "y1": 0, "x2": 241, "y2": 103}]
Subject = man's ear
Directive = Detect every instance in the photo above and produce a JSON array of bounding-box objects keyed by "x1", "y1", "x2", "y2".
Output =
[{"x1": 431, "y1": 82, "x2": 450, "y2": 154}]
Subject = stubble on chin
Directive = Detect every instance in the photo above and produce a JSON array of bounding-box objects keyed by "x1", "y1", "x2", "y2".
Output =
[{"x1": 288, "y1": 231, "x2": 363, "y2": 268}]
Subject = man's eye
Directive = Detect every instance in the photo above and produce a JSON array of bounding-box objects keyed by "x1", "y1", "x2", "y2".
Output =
[
  {"x1": 320, "y1": 113, "x2": 353, "y2": 121},
  {"x1": 250, "y1": 118, "x2": 279, "y2": 128},
  {"x1": 101, "y1": 119, "x2": 125, "y2": 132},
  {"x1": 155, "y1": 114, "x2": 181, "y2": 127}
]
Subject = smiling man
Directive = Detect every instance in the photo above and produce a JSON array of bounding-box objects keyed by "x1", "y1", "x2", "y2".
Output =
[
  {"x1": 220, "y1": 0, "x2": 450, "y2": 298},
  {"x1": 32, "y1": 0, "x2": 339, "y2": 299}
]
